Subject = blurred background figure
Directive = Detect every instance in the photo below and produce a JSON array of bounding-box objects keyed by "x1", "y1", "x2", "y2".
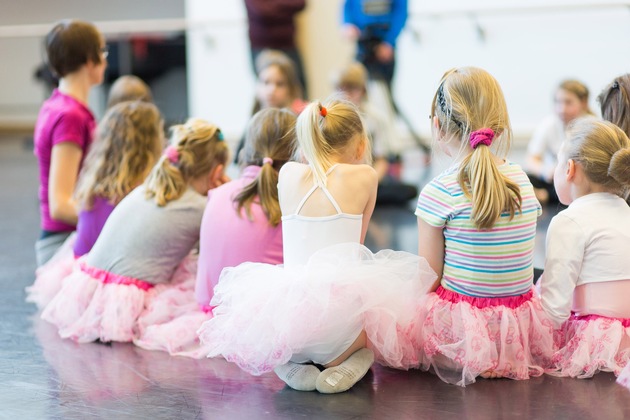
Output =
[
  {"x1": 106, "y1": 75, "x2": 153, "y2": 109},
  {"x1": 526, "y1": 79, "x2": 595, "y2": 205},
  {"x1": 244, "y1": 0, "x2": 308, "y2": 97}
]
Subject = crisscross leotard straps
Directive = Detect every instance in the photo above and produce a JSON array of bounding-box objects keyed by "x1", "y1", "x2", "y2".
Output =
[{"x1": 294, "y1": 164, "x2": 342, "y2": 215}]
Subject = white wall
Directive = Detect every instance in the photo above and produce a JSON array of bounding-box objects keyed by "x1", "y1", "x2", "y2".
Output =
[{"x1": 186, "y1": 0, "x2": 630, "y2": 144}]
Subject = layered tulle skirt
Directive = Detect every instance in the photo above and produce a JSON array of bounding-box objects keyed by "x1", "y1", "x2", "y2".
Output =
[
  {"x1": 133, "y1": 279, "x2": 213, "y2": 358},
  {"x1": 41, "y1": 255, "x2": 197, "y2": 343},
  {"x1": 26, "y1": 233, "x2": 77, "y2": 310},
  {"x1": 618, "y1": 362, "x2": 630, "y2": 390},
  {"x1": 197, "y1": 243, "x2": 437, "y2": 375},
  {"x1": 414, "y1": 286, "x2": 555, "y2": 387},
  {"x1": 550, "y1": 314, "x2": 630, "y2": 378}
]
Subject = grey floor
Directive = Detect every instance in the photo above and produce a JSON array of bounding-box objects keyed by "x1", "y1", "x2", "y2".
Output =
[{"x1": 1, "y1": 135, "x2": 629, "y2": 419}]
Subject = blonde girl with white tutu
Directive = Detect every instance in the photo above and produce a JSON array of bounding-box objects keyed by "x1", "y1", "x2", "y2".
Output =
[
  {"x1": 198, "y1": 98, "x2": 436, "y2": 394},
  {"x1": 41, "y1": 119, "x2": 228, "y2": 343}
]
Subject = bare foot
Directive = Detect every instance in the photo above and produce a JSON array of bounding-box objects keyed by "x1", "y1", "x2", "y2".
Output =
[{"x1": 480, "y1": 370, "x2": 502, "y2": 379}]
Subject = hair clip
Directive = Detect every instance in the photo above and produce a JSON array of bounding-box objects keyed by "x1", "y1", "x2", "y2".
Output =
[
  {"x1": 319, "y1": 105, "x2": 327, "y2": 117},
  {"x1": 262, "y1": 157, "x2": 273, "y2": 166},
  {"x1": 164, "y1": 145, "x2": 179, "y2": 164},
  {"x1": 469, "y1": 128, "x2": 495, "y2": 149},
  {"x1": 612, "y1": 81, "x2": 620, "y2": 90},
  {"x1": 217, "y1": 130, "x2": 224, "y2": 141}
]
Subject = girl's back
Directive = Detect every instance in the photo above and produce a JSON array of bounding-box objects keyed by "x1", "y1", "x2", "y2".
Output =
[
  {"x1": 417, "y1": 161, "x2": 541, "y2": 297},
  {"x1": 278, "y1": 162, "x2": 377, "y2": 267},
  {"x1": 87, "y1": 185, "x2": 206, "y2": 284}
]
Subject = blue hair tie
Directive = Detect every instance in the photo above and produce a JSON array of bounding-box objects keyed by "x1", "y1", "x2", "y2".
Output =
[{"x1": 217, "y1": 131, "x2": 224, "y2": 141}]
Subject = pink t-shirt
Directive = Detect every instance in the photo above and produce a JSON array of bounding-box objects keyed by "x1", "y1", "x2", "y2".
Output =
[
  {"x1": 195, "y1": 165, "x2": 284, "y2": 306},
  {"x1": 34, "y1": 89, "x2": 95, "y2": 232}
]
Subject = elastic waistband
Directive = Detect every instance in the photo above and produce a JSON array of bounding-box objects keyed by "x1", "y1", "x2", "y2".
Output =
[
  {"x1": 436, "y1": 285, "x2": 534, "y2": 309},
  {"x1": 80, "y1": 263, "x2": 154, "y2": 291},
  {"x1": 570, "y1": 313, "x2": 630, "y2": 328}
]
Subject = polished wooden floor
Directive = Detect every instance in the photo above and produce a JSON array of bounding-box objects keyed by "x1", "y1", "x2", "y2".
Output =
[{"x1": 2, "y1": 135, "x2": 629, "y2": 419}]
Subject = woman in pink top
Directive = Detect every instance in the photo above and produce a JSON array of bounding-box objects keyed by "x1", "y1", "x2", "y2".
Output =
[
  {"x1": 34, "y1": 20, "x2": 107, "y2": 266},
  {"x1": 134, "y1": 108, "x2": 296, "y2": 357}
]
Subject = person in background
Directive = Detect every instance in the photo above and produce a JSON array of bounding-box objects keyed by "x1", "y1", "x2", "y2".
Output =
[
  {"x1": 34, "y1": 20, "x2": 108, "y2": 266},
  {"x1": 526, "y1": 79, "x2": 595, "y2": 205},
  {"x1": 244, "y1": 0, "x2": 308, "y2": 96},
  {"x1": 106, "y1": 75, "x2": 153, "y2": 109}
]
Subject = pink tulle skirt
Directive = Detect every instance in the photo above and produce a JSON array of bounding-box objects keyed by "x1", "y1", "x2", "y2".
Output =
[
  {"x1": 41, "y1": 255, "x2": 197, "y2": 343},
  {"x1": 134, "y1": 271, "x2": 213, "y2": 358},
  {"x1": 550, "y1": 314, "x2": 630, "y2": 378},
  {"x1": 415, "y1": 286, "x2": 556, "y2": 387},
  {"x1": 26, "y1": 234, "x2": 77, "y2": 310},
  {"x1": 197, "y1": 243, "x2": 437, "y2": 375}
]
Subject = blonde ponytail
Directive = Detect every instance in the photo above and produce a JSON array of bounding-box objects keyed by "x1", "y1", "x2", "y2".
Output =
[
  {"x1": 296, "y1": 97, "x2": 367, "y2": 187},
  {"x1": 433, "y1": 67, "x2": 522, "y2": 229},
  {"x1": 145, "y1": 118, "x2": 229, "y2": 206}
]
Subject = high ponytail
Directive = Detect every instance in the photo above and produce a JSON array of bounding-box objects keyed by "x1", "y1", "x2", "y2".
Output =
[
  {"x1": 296, "y1": 97, "x2": 368, "y2": 187},
  {"x1": 234, "y1": 108, "x2": 297, "y2": 226},
  {"x1": 145, "y1": 118, "x2": 229, "y2": 206}
]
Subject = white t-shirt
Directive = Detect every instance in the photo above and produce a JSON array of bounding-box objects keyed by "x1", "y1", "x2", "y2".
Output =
[
  {"x1": 527, "y1": 115, "x2": 566, "y2": 177},
  {"x1": 539, "y1": 193, "x2": 630, "y2": 326}
]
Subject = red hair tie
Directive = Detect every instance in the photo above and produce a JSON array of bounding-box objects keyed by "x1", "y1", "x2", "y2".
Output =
[{"x1": 319, "y1": 106, "x2": 327, "y2": 117}]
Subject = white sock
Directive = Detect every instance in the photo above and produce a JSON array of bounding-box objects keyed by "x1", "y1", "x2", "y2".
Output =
[
  {"x1": 316, "y1": 348, "x2": 374, "y2": 394},
  {"x1": 274, "y1": 362, "x2": 320, "y2": 391}
]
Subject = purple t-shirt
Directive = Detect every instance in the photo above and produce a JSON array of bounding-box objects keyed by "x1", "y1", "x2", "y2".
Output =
[
  {"x1": 34, "y1": 89, "x2": 95, "y2": 232},
  {"x1": 195, "y1": 165, "x2": 284, "y2": 306},
  {"x1": 73, "y1": 197, "x2": 116, "y2": 257}
]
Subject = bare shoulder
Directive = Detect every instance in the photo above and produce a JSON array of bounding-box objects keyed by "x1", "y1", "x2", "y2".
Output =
[
  {"x1": 279, "y1": 162, "x2": 309, "y2": 184},
  {"x1": 335, "y1": 163, "x2": 378, "y2": 186}
]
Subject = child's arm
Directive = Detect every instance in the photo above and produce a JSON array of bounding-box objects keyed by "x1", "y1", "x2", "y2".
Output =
[
  {"x1": 417, "y1": 218, "x2": 444, "y2": 292},
  {"x1": 48, "y1": 142, "x2": 82, "y2": 225},
  {"x1": 359, "y1": 167, "x2": 378, "y2": 244},
  {"x1": 539, "y1": 214, "x2": 585, "y2": 327}
]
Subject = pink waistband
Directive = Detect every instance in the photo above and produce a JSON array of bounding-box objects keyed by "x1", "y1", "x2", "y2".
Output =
[
  {"x1": 200, "y1": 304, "x2": 215, "y2": 314},
  {"x1": 436, "y1": 286, "x2": 533, "y2": 309},
  {"x1": 570, "y1": 313, "x2": 630, "y2": 328},
  {"x1": 80, "y1": 263, "x2": 154, "y2": 291}
]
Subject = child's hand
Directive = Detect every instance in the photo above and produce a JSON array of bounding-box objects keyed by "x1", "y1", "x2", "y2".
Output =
[
  {"x1": 375, "y1": 43, "x2": 394, "y2": 63},
  {"x1": 342, "y1": 24, "x2": 361, "y2": 41}
]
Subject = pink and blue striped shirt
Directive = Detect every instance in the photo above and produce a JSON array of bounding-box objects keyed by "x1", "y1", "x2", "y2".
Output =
[{"x1": 415, "y1": 161, "x2": 541, "y2": 297}]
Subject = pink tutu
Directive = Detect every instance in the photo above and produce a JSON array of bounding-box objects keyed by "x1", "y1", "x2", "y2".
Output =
[
  {"x1": 26, "y1": 233, "x2": 77, "y2": 310},
  {"x1": 198, "y1": 242, "x2": 437, "y2": 375},
  {"x1": 41, "y1": 255, "x2": 197, "y2": 343},
  {"x1": 618, "y1": 363, "x2": 630, "y2": 390},
  {"x1": 415, "y1": 286, "x2": 555, "y2": 387},
  {"x1": 550, "y1": 314, "x2": 630, "y2": 378}
]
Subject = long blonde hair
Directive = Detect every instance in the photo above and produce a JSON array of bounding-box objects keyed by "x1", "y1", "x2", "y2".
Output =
[
  {"x1": 565, "y1": 119, "x2": 630, "y2": 195},
  {"x1": 432, "y1": 67, "x2": 521, "y2": 229},
  {"x1": 75, "y1": 101, "x2": 163, "y2": 209},
  {"x1": 234, "y1": 108, "x2": 297, "y2": 226},
  {"x1": 144, "y1": 118, "x2": 229, "y2": 206},
  {"x1": 296, "y1": 97, "x2": 370, "y2": 188}
]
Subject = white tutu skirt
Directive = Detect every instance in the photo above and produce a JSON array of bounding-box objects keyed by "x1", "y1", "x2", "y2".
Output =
[
  {"x1": 26, "y1": 233, "x2": 77, "y2": 310},
  {"x1": 41, "y1": 255, "x2": 197, "y2": 343},
  {"x1": 197, "y1": 243, "x2": 437, "y2": 375},
  {"x1": 550, "y1": 314, "x2": 630, "y2": 378}
]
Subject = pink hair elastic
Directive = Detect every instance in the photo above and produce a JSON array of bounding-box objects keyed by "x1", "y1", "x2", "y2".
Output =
[
  {"x1": 164, "y1": 145, "x2": 179, "y2": 163},
  {"x1": 469, "y1": 128, "x2": 495, "y2": 149},
  {"x1": 262, "y1": 157, "x2": 273, "y2": 166}
]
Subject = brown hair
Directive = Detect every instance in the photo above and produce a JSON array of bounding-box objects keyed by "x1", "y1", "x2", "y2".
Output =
[
  {"x1": 335, "y1": 61, "x2": 368, "y2": 93},
  {"x1": 75, "y1": 101, "x2": 163, "y2": 208},
  {"x1": 107, "y1": 75, "x2": 153, "y2": 109},
  {"x1": 565, "y1": 119, "x2": 630, "y2": 195},
  {"x1": 558, "y1": 79, "x2": 594, "y2": 115},
  {"x1": 598, "y1": 74, "x2": 630, "y2": 136},
  {"x1": 46, "y1": 20, "x2": 103, "y2": 77},
  {"x1": 234, "y1": 108, "x2": 297, "y2": 226},
  {"x1": 144, "y1": 118, "x2": 229, "y2": 206},
  {"x1": 252, "y1": 49, "x2": 303, "y2": 114},
  {"x1": 297, "y1": 97, "x2": 370, "y2": 187},
  {"x1": 431, "y1": 67, "x2": 521, "y2": 230}
]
